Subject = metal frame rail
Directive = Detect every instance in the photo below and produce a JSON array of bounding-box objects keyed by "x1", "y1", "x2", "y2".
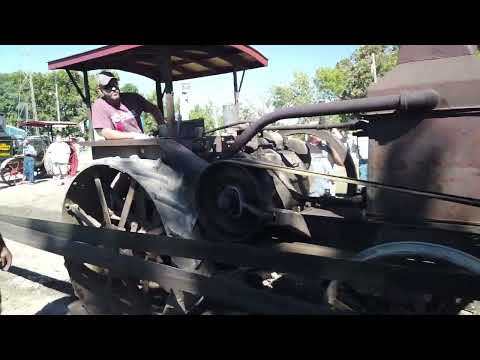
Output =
[{"x1": 1, "y1": 214, "x2": 480, "y2": 314}]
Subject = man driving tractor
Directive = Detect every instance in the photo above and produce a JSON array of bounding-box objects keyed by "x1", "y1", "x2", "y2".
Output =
[{"x1": 92, "y1": 71, "x2": 165, "y2": 140}]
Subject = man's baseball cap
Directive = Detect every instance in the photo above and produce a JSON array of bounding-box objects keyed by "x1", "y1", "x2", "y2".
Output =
[{"x1": 97, "y1": 71, "x2": 119, "y2": 87}]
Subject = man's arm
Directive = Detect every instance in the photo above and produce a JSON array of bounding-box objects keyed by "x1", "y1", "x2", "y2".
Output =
[
  {"x1": 329, "y1": 145, "x2": 344, "y2": 166},
  {"x1": 92, "y1": 99, "x2": 148, "y2": 140},
  {"x1": 99, "y1": 129, "x2": 150, "y2": 140},
  {"x1": 0, "y1": 233, "x2": 12, "y2": 271},
  {"x1": 143, "y1": 98, "x2": 165, "y2": 126},
  {"x1": 100, "y1": 128, "x2": 137, "y2": 140},
  {"x1": 321, "y1": 142, "x2": 344, "y2": 167}
]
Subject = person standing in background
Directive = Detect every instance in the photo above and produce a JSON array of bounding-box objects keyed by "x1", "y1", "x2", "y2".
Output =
[
  {"x1": 22, "y1": 138, "x2": 37, "y2": 184},
  {"x1": 49, "y1": 135, "x2": 70, "y2": 185},
  {"x1": 68, "y1": 137, "x2": 79, "y2": 177},
  {"x1": 357, "y1": 136, "x2": 369, "y2": 180},
  {"x1": 307, "y1": 135, "x2": 343, "y2": 197}
]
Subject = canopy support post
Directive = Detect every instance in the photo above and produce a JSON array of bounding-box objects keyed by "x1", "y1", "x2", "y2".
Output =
[
  {"x1": 66, "y1": 69, "x2": 93, "y2": 140},
  {"x1": 233, "y1": 70, "x2": 239, "y2": 105},
  {"x1": 66, "y1": 70, "x2": 87, "y2": 104},
  {"x1": 82, "y1": 70, "x2": 94, "y2": 141},
  {"x1": 232, "y1": 70, "x2": 241, "y2": 122},
  {"x1": 160, "y1": 57, "x2": 177, "y2": 138},
  {"x1": 156, "y1": 81, "x2": 164, "y2": 117}
]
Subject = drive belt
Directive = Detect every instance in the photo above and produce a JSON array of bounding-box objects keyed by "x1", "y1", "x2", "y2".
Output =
[{"x1": 221, "y1": 159, "x2": 480, "y2": 208}]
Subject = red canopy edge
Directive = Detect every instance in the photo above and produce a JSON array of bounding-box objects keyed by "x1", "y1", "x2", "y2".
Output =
[{"x1": 48, "y1": 45, "x2": 268, "y2": 82}]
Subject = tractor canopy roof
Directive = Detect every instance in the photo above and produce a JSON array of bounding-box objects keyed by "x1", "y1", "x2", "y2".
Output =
[{"x1": 48, "y1": 45, "x2": 269, "y2": 81}]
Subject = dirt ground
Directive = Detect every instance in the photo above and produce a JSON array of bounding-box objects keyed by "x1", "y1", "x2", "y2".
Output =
[{"x1": 0, "y1": 149, "x2": 92, "y2": 315}]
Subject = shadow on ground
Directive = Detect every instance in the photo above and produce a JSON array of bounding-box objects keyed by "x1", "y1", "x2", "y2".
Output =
[
  {"x1": 35, "y1": 296, "x2": 78, "y2": 315},
  {"x1": 0, "y1": 178, "x2": 50, "y2": 191}
]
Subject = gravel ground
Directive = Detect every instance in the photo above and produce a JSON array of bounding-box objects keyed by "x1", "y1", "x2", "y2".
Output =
[{"x1": 0, "y1": 149, "x2": 92, "y2": 315}]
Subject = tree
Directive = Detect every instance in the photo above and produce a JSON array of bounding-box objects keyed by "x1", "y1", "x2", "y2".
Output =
[
  {"x1": 0, "y1": 72, "x2": 23, "y2": 125},
  {"x1": 270, "y1": 71, "x2": 317, "y2": 124},
  {"x1": 310, "y1": 45, "x2": 399, "y2": 122},
  {"x1": 239, "y1": 103, "x2": 257, "y2": 122},
  {"x1": 0, "y1": 70, "x2": 98, "y2": 128},
  {"x1": 238, "y1": 97, "x2": 273, "y2": 122},
  {"x1": 121, "y1": 83, "x2": 139, "y2": 93},
  {"x1": 189, "y1": 102, "x2": 220, "y2": 130},
  {"x1": 314, "y1": 45, "x2": 399, "y2": 101},
  {"x1": 141, "y1": 91, "x2": 158, "y2": 134},
  {"x1": 314, "y1": 64, "x2": 349, "y2": 102},
  {"x1": 270, "y1": 71, "x2": 315, "y2": 109},
  {"x1": 141, "y1": 91, "x2": 184, "y2": 134}
]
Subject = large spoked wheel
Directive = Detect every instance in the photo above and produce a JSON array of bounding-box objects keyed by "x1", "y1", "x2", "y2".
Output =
[
  {"x1": 62, "y1": 166, "x2": 209, "y2": 315},
  {"x1": 1, "y1": 157, "x2": 25, "y2": 186},
  {"x1": 326, "y1": 242, "x2": 480, "y2": 314}
]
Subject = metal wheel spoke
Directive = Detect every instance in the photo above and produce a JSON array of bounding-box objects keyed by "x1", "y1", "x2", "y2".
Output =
[
  {"x1": 64, "y1": 168, "x2": 199, "y2": 315},
  {"x1": 94, "y1": 175, "x2": 113, "y2": 228},
  {"x1": 162, "y1": 289, "x2": 188, "y2": 315},
  {"x1": 118, "y1": 178, "x2": 137, "y2": 231},
  {"x1": 66, "y1": 203, "x2": 102, "y2": 228}
]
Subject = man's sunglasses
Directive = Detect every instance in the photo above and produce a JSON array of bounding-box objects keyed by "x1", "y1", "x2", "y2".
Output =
[{"x1": 102, "y1": 83, "x2": 120, "y2": 92}]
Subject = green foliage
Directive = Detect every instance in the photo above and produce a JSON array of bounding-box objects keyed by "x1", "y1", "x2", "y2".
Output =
[
  {"x1": 0, "y1": 72, "x2": 22, "y2": 125},
  {"x1": 269, "y1": 45, "x2": 399, "y2": 123},
  {"x1": 271, "y1": 71, "x2": 315, "y2": 109},
  {"x1": 121, "y1": 83, "x2": 139, "y2": 93},
  {"x1": 140, "y1": 90, "x2": 157, "y2": 134},
  {"x1": 189, "y1": 101, "x2": 221, "y2": 130},
  {"x1": 142, "y1": 91, "x2": 182, "y2": 134},
  {"x1": 314, "y1": 66, "x2": 348, "y2": 101},
  {"x1": 342, "y1": 45, "x2": 398, "y2": 99},
  {"x1": 270, "y1": 71, "x2": 317, "y2": 124},
  {"x1": 314, "y1": 45, "x2": 399, "y2": 101},
  {"x1": 238, "y1": 98, "x2": 272, "y2": 122},
  {"x1": 0, "y1": 71, "x2": 98, "y2": 129}
]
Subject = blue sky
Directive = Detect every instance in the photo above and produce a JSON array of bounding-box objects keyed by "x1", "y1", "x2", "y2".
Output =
[{"x1": 0, "y1": 45, "x2": 358, "y2": 110}]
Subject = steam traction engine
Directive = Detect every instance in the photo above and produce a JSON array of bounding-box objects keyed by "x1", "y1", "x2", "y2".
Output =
[{"x1": 36, "y1": 45, "x2": 480, "y2": 314}]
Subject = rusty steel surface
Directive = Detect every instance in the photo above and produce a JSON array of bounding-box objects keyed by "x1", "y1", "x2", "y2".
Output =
[
  {"x1": 368, "y1": 55, "x2": 480, "y2": 109},
  {"x1": 367, "y1": 113, "x2": 480, "y2": 225},
  {"x1": 366, "y1": 46, "x2": 480, "y2": 225},
  {"x1": 397, "y1": 45, "x2": 475, "y2": 64}
]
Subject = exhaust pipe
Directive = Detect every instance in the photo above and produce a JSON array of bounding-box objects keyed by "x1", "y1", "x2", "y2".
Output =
[{"x1": 224, "y1": 89, "x2": 439, "y2": 157}]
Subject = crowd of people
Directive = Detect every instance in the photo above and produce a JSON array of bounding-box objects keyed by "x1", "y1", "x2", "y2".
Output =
[
  {"x1": 339, "y1": 130, "x2": 369, "y2": 180},
  {"x1": 20, "y1": 135, "x2": 80, "y2": 186},
  {"x1": 307, "y1": 128, "x2": 369, "y2": 198}
]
